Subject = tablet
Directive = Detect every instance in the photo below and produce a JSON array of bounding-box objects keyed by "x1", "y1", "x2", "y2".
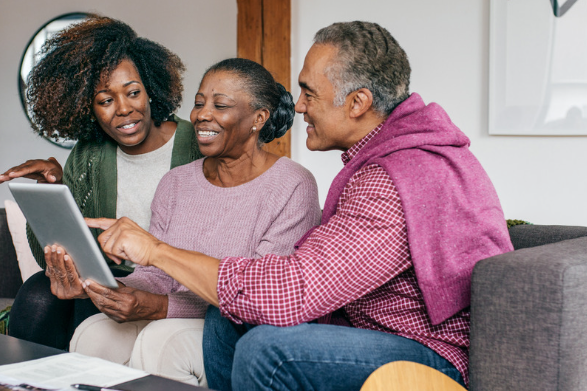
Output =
[{"x1": 8, "y1": 182, "x2": 118, "y2": 288}]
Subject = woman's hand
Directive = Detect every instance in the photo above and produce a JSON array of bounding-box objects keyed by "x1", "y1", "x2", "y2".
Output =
[
  {"x1": 87, "y1": 217, "x2": 221, "y2": 307},
  {"x1": 86, "y1": 217, "x2": 163, "y2": 267},
  {"x1": 83, "y1": 280, "x2": 168, "y2": 323},
  {"x1": 0, "y1": 157, "x2": 63, "y2": 184},
  {"x1": 44, "y1": 245, "x2": 87, "y2": 300}
]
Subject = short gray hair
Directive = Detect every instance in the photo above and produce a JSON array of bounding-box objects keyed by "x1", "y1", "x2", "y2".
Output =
[{"x1": 314, "y1": 21, "x2": 411, "y2": 116}]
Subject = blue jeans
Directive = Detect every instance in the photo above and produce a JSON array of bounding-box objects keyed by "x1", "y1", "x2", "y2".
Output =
[{"x1": 203, "y1": 306, "x2": 465, "y2": 391}]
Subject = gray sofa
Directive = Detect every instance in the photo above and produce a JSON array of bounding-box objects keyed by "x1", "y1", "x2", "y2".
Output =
[
  {"x1": 2, "y1": 207, "x2": 587, "y2": 389},
  {"x1": 470, "y1": 224, "x2": 587, "y2": 390},
  {"x1": 0, "y1": 207, "x2": 23, "y2": 309}
]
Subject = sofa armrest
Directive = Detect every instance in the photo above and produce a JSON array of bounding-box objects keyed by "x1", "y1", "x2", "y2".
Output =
[
  {"x1": 0, "y1": 208, "x2": 22, "y2": 298},
  {"x1": 469, "y1": 236, "x2": 587, "y2": 391}
]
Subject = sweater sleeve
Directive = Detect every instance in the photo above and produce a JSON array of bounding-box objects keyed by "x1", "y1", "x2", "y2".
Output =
[
  {"x1": 26, "y1": 215, "x2": 46, "y2": 269},
  {"x1": 117, "y1": 265, "x2": 209, "y2": 318},
  {"x1": 254, "y1": 164, "x2": 321, "y2": 257}
]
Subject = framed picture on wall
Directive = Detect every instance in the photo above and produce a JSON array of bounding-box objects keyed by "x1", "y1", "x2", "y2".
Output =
[{"x1": 489, "y1": 0, "x2": 587, "y2": 135}]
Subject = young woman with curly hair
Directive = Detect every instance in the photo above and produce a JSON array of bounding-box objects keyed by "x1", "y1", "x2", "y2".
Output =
[{"x1": 1, "y1": 14, "x2": 202, "y2": 351}]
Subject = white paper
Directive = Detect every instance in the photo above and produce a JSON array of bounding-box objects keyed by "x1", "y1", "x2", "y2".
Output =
[
  {"x1": 0, "y1": 372, "x2": 64, "y2": 390},
  {"x1": 0, "y1": 353, "x2": 147, "y2": 390}
]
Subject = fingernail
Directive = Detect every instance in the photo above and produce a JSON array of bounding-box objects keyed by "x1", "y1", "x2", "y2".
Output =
[
  {"x1": 44, "y1": 247, "x2": 49, "y2": 254},
  {"x1": 51, "y1": 246, "x2": 56, "y2": 253},
  {"x1": 56, "y1": 249, "x2": 61, "y2": 254},
  {"x1": 64, "y1": 255, "x2": 69, "y2": 261}
]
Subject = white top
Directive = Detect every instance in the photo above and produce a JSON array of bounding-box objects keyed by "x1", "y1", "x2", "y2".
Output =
[{"x1": 116, "y1": 133, "x2": 175, "y2": 231}]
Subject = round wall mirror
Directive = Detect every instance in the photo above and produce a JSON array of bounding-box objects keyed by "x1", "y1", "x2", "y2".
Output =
[{"x1": 19, "y1": 12, "x2": 88, "y2": 149}]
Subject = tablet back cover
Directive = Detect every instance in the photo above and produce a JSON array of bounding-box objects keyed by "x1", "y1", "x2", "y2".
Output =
[{"x1": 8, "y1": 182, "x2": 117, "y2": 288}]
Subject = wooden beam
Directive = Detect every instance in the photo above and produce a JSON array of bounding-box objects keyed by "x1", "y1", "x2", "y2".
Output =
[
  {"x1": 237, "y1": 0, "x2": 291, "y2": 158},
  {"x1": 237, "y1": 0, "x2": 263, "y2": 63}
]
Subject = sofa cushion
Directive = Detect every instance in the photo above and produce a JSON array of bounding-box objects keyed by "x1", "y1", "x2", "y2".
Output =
[
  {"x1": 0, "y1": 208, "x2": 22, "y2": 298},
  {"x1": 0, "y1": 299, "x2": 14, "y2": 310},
  {"x1": 470, "y1": 236, "x2": 587, "y2": 391},
  {"x1": 4, "y1": 200, "x2": 42, "y2": 282}
]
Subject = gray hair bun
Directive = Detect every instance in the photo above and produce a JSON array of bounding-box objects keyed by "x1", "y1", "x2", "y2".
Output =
[{"x1": 259, "y1": 83, "x2": 294, "y2": 143}]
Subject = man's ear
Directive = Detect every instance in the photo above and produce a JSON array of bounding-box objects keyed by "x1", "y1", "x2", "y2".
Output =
[{"x1": 348, "y1": 88, "x2": 374, "y2": 119}]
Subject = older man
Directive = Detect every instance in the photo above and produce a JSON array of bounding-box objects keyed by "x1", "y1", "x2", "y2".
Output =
[{"x1": 89, "y1": 21, "x2": 513, "y2": 391}]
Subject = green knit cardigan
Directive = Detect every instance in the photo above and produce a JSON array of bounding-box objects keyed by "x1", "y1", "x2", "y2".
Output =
[{"x1": 27, "y1": 115, "x2": 201, "y2": 270}]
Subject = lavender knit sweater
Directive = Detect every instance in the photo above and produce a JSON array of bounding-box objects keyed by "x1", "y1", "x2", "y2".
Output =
[{"x1": 119, "y1": 157, "x2": 321, "y2": 318}]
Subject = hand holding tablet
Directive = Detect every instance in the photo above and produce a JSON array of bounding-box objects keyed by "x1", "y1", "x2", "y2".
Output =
[{"x1": 44, "y1": 243, "x2": 90, "y2": 299}]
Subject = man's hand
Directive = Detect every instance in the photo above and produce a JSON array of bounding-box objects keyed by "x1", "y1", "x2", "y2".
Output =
[
  {"x1": 45, "y1": 245, "x2": 87, "y2": 299},
  {"x1": 86, "y1": 217, "x2": 163, "y2": 267},
  {"x1": 83, "y1": 280, "x2": 168, "y2": 323},
  {"x1": 87, "y1": 217, "x2": 221, "y2": 308},
  {"x1": 0, "y1": 157, "x2": 63, "y2": 184}
]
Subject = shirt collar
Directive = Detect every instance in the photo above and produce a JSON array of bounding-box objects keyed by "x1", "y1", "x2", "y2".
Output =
[{"x1": 341, "y1": 122, "x2": 385, "y2": 165}]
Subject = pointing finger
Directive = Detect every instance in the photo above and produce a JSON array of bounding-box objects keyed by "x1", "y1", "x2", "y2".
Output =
[{"x1": 85, "y1": 217, "x2": 118, "y2": 230}]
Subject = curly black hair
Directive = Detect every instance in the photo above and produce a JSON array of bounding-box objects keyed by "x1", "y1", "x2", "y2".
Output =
[{"x1": 26, "y1": 14, "x2": 186, "y2": 143}]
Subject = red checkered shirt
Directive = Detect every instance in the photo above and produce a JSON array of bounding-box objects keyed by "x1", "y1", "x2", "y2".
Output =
[{"x1": 217, "y1": 123, "x2": 470, "y2": 386}]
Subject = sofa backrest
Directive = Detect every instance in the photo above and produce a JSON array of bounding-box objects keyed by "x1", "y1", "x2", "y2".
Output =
[{"x1": 508, "y1": 224, "x2": 587, "y2": 250}]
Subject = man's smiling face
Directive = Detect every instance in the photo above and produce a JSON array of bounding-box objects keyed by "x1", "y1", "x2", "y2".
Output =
[{"x1": 295, "y1": 44, "x2": 352, "y2": 151}]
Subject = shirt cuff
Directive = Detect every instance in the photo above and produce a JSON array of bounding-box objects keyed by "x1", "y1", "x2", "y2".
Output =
[{"x1": 217, "y1": 256, "x2": 251, "y2": 324}]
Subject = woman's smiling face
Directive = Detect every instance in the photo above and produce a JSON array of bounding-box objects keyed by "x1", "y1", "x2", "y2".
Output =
[
  {"x1": 190, "y1": 70, "x2": 260, "y2": 159},
  {"x1": 92, "y1": 59, "x2": 154, "y2": 154}
]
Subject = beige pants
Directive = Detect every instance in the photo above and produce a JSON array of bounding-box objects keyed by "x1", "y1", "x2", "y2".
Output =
[{"x1": 70, "y1": 313, "x2": 207, "y2": 387}]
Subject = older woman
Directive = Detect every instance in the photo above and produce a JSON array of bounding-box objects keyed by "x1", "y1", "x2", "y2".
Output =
[
  {"x1": 65, "y1": 58, "x2": 321, "y2": 386},
  {"x1": 0, "y1": 15, "x2": 202, "y2": 349}
]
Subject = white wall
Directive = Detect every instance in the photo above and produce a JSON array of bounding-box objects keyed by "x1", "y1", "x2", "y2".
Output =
[
  {"x1": 0, "y1": 0, "x2": 236, "y2": 203},
  {"x1": 2, "y1": 0, "x2": 586, "y2": 226},
  {"x1": 291, "y1": 0, "x2": 587, "y2": 225}
]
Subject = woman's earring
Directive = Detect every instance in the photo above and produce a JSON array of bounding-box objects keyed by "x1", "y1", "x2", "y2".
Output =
[
  {"x1": 149, "y1": 98, "x2": 152, "y2": 103},
  {"x1": 252, "y1": 126, "x2": 257, "y2": 132},
  {"x1": 90, "y1": 118, "x2": 95, "y2": 123}
]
